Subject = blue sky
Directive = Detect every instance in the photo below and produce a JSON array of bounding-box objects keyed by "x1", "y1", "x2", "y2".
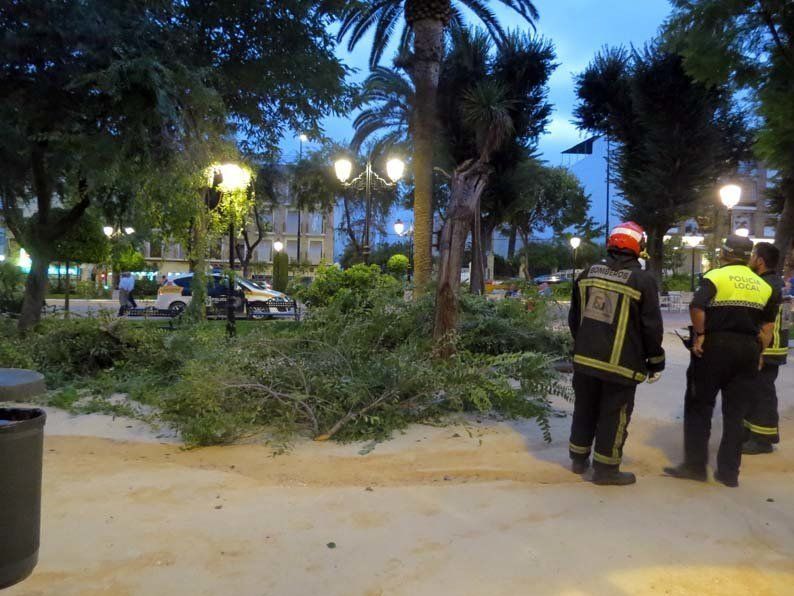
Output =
[{"x1": 284, "y1": 0, "x2": 673, "y2": 165}]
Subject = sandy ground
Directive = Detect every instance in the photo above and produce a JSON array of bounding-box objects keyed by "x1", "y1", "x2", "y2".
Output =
[{"x1": 6, "y1": 323, "x2": 794, "y2": 596}]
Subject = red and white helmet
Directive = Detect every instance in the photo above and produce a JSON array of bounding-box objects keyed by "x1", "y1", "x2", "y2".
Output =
[{"x1": 608, "y1": 222, "x2": 645, "y2": 256}]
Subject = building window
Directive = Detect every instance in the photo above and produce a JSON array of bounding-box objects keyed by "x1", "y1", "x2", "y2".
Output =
[
  {"x1": 260, "y1": 210, "x2": 274, "y2": 233},
  {"x1": 256, "y1": 240, "x2": 273, "y2": 263},
  {"x1": 309, "y1": 241, "x2": 323, "y2": 265},
  {"x1": 0, "y1": 226, "x2": 6, "y2": 256},
  {"x1": 286, "y1": 211, "x2": 299, "y2": 234},
  {"x1": 308, "y1": 212, "x2": 324, "y2": 234},
  {"x1": 286, "y1": 240, "x2": 298, "y2": 262},
  {"x1": 149, "y1": 242, "x2": 163, "y2": 259}
]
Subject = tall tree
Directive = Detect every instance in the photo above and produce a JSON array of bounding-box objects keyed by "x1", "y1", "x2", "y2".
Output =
[
  {"x1": 337, "y1": 0, "x2": 538, "y2": 293},
  {"x1": 666, "y1": 0, "x2": 794, "y2": 266},
  {"x1": 574, "y1": 44, "x2": 749, "y2": 283},
  {"x1": 503, "y1": 161, "x2": 590, "y2": 280},
  {"x1": 0, "y1": 0, "x2": 352, "y2": 330},
  {"x1": 432, "y1": 28, "x2": 554, "y2": 353}
]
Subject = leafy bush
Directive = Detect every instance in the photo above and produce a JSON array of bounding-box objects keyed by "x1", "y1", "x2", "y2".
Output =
[
  {"x1": 293, "y1": 263, "x2": 401, "y2": 309},
  {"x1": 457, "y1": 294, "x2": 570, "y2": 356},
  {"x1": 662, "y1": 274, "x2": 694, "y2": 292},
  {"x1": 386, "y1": 254, "x2": 410, "y2": 278},
  {"x1": 0, "y1": 272, "x2": 570, "y2": 448},
  {"x1": 161, "y1": 289, "x2": 567, "y2": 445},
  {"x1": 73, "y1": 280, "x2": 112, "y2": 299},
  {"x1": 273, "y1": 251, "x2": 289, "y2": 292},
  {"x1": 0, "y1": 261, "x2": 25, "y2": 314},
  {"x1": 552, "y1": 281, "x2": 573, "y2": 300}
]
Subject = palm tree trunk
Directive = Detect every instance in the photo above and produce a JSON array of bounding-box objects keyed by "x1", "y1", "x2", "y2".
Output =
[
  {"x1": 469, "y1": 210, "x2": 485, "y2": 294},
  {"x1": 434, "y1": 160, "x2": 490, "y2": 357},
  {"x1": 507, "y1": 226, "x2": 517, "y2": 259},
  {"x1": 410, "y1": 18, "x2": 444, "y2": 294}
]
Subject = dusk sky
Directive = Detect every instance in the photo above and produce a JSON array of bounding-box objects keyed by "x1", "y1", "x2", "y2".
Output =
[{"x1": 284, "y1": 0, "x2": 673, "y2": 165}]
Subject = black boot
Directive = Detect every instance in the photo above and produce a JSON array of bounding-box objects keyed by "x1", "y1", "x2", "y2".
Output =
[
  {"x1": 571, "y1": 459, "x2": 589, "y2": 474},
  {"x1": 713, "y1": 470, "x2": 739, "y2": 488},
  {"x1": 592, "y1": 468, "x2": 636, "y2": 486},
  {"x1": 742, "y1": 439, "x2": 774, "y2": 455},
  {"x1": 663, "y1": 463, "x2": 707, "y2": 482}
]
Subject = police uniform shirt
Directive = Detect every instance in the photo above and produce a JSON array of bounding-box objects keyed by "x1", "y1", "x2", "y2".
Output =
[{"x1": 691, "y1": 264, "x2": 777, "y2": 335}]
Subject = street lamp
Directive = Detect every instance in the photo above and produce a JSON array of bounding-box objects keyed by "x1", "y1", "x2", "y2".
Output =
[
  {"x1": 207, "y1": 162, "x2": 251, "y2": 338},
  {"x1": 682, "y1": 234, "x2": 704, "y2": 291},
  {"x1": 273, "y1": 240, "x2": 284, "y2": 253},
  {"x1": 735, "y1": 227, "x2": 750, "y2": 238},
  {"x1": 393, "y1": 218, "x2": 414, "y2": 281},
  {"x1": 720, "y1": 183, "x2": 742, "y2": 234},
  {"x1": 335, "y1": 156, "x2": 404, "y2": 263},
  {"x1": 570, "y1": 236, "x2": 581, "y2": 277}
]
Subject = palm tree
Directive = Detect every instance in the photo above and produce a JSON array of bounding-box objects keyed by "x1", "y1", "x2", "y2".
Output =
[
  {"x1": 351, "y1": 67, "x2": 414, "y2": 158},
  {"x1": 338, "y1": 0, "x2": 539, "y2": 292}
]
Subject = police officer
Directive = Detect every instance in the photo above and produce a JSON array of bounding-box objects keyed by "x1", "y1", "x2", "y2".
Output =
[
  {"x1": 568, "y1": 222, "x2": 665, "y2": 486},
  {"x1": 743, "y1": 242, "x2": 788, "y2": 454},
  {"x1": 665, "y1": 235, "x2": 777, "y2": 487}
]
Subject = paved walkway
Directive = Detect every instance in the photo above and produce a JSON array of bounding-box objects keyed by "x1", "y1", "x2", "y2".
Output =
[{"x1": 5, "y1": 329, "x2": 793, "y2": 596}]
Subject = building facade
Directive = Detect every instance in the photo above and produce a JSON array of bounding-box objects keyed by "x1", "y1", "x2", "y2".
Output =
[{"x1": 143, "y1": 202, "x2": 334, "y2": 279}]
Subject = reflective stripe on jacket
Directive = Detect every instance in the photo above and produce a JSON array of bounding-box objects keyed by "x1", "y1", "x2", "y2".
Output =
[
  {"x1": 569, "y1": 251, "x2": 665, "y2": 386},
  {"x1": 761, "y1": 271, "x2": 789, "y2": 366}
]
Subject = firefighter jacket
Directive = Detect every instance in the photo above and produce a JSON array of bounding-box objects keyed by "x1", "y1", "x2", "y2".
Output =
[
  {"x1": 569, "y1": 251, "x2": 665, "y2": 386},
  {"x1": 761, "y1": 271, "x2": 789, "y2": 366}
]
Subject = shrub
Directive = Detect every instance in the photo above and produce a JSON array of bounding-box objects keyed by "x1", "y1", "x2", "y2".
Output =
[
  {"x1": 273, "y1": 251, "x2": 289, "y2": 292},
  {"x1": 662, "y1": 274, "x2": 693, "y2": 292},
  {"x1": 293, "y1": 263, "x2": 401, "y2": 309},
  {"x1": 386, "y1": 254, "x2": 410, "y2": 278},
  {"x1": 0, "y1": 261, "x2": 25, "y2": 314},
  {"x1": 160, "y1": 290, "x2": 566, "y2": 446}
]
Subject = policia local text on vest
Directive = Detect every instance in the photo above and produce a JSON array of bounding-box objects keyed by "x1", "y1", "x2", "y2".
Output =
[{"x1": 665, "y1": 235, "x2": 777, "y2": 488}]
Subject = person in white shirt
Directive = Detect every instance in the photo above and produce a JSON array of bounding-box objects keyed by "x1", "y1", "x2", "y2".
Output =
[{"x1": 118, "y1": 272, "x2": 136, "y2": 315}]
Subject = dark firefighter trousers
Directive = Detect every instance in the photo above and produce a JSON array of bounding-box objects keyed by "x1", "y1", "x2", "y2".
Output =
[
  {"x1": 684, "y1": 332, "x2": 760, "y2": 481},
  {"x1": 744, "y1": 364, "x2": 780, "y2": 444},
  {"x1": 569, "y1": 372, "x2": 636, "y2": 470}
]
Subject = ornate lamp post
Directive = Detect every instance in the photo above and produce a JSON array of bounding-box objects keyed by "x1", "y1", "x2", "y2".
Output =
[
  {"x1": 207, "y1": 163, "x2": 251, "y2": 337},
  {"x1": 335, "y1": 157, "x2": 404, "y2": 263},
  {"x1": 719, "y1": 183, "x2": 742, "y2": 234},
  {"x1": 569, "y1": 236, "x2": 581, "y2": 278}
]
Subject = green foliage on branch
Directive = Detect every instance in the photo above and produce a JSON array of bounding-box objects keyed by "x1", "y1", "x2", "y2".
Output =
[
  {"x1": 0, "y1": 273, "x2": 570, "y2": 447},
  {"x1": 0, "y1": 262, "x2": 25, "y2": 314},
  {"x1": 386, "y1": 254, "x2": 410, "y2": 278}
]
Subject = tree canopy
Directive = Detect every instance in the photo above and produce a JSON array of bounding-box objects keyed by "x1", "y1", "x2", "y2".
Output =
[
  {"x1": 574, "y1": 43, "x2": 749, "y2": 280},
  {"x1": 0, "y1": 0, "x2": 353, "y2": 328}
]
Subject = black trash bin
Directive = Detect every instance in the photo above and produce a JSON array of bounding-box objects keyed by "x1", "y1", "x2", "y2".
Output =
[{"x1": 0, "y1": 408, "x2": 46, "y2": 590}]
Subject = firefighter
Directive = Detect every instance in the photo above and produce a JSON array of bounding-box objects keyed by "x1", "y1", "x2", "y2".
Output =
[
  {"x1": 568, "y1": 222, "x2": 665, "y2": 486},
  {"x1": 743, "y1": 242, "x2": 788, "y2": 454},
  {"x1": 665, "y1": 235, "x2": 776, "y2": 487}
]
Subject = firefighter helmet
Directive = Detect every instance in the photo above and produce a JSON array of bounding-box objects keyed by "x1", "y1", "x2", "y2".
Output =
[{"x1": 608, "y1": 222, "x2": 646, "y2": 256}]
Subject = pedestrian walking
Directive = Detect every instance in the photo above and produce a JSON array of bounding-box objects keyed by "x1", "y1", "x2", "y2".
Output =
[
  {"x1": 118, "y1": 272, "x2": 135, "y2": 315},
  {"x1": 665, "y1": 235, "x2": 777, "y2": 487},
  {"x1": 743, "y1": 243, "x2": 788, "y2": 454},
  {"x1": 568, "y1": 222, "x2": 665, "y2": 486}
]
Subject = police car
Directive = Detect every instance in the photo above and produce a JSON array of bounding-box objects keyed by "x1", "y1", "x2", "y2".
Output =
[{"x1": 156, "y1": 273, "x2": 293, "y2": 319}]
